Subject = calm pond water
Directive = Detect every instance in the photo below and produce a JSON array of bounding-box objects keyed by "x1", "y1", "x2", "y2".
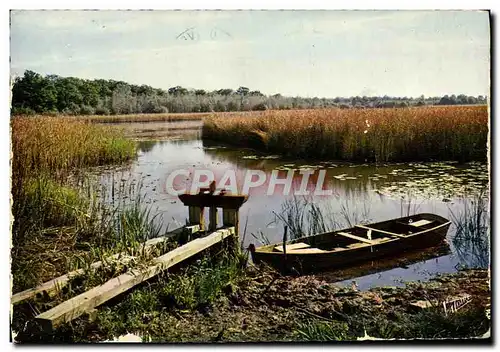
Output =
[{"x1": 91, "y1": 120, "x2": 489, "y2": 289}]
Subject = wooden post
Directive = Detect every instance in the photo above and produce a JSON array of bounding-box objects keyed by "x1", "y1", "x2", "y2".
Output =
[
  {"x1": 222, "y1": 209, "x2": 239, "y2": 235},
  {"x1": 282, "y1": 226, "x2": 288, "y2": 274},
  {"x1": 188, "y1": 206, "x2": 204, "y2": 230},
  {"x1": 209, "y1": 206, "x2": 218, "y2": 231},
  {"x1": 179, "y1": 193, "x2": 247, "y2": 235}
]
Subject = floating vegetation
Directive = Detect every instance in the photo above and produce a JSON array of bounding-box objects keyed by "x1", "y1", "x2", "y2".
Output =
[
  {"x1": 241, "y1": 154, "x2": 282, "y2": 161},
  {"x1": 334, "y1": 174, "x2": 348, "y2": 180},
  {"x1": 275, "y1": 166, "x2": 298, "y2": 171},
  {"x1": 373, "y1": 162, "x2": 488, "y2": 200}
]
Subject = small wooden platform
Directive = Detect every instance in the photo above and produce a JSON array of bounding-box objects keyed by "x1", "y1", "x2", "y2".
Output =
[{"x1": 178, "y1": 193, "x2": 248, "y2": 209}]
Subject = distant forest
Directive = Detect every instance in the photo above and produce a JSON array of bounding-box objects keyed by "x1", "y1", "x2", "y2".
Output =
[{"x1": 11, "y1": 70, "x2": 488, "y2": 115}]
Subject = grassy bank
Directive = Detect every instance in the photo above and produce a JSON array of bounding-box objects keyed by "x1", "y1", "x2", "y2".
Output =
[
  {"x1": 203, "y1": 106, "x2": 488, "y2": 162},
  {"x1": 11, "y1": 117, "x2": 139, "y2": 291}
]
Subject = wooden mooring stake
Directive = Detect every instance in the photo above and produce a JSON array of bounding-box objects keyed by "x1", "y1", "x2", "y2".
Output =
[
  {"x1": 222, "y1": 209, "x2": 239, "y2": 228},
  {"x1": 188, "y1": 206, "x2": 204, "y2": 230}
]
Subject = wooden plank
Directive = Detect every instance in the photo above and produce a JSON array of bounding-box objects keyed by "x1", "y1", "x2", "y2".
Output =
[
  {"x1": 274, "y1": 242, "x2": 310, "y2": 252},
  {"x1": 223, "y1": 209, "x2": 239, "y2": 236},
  {"x1": 179, "y1": 193, "x2": 248, "y2": 209},
  {"x1": 287, "y1": 248, "x2": 327, "y2": 254},
  {"x1": 346, "y1": 243, "x2": 366, "y2": 249},
  {"x1": 409, "y1": 219, "x2": 433, "y2": 227},
  {"x1": 354, "y1": 225, "x2": 406, "y2": 238},
  {"x1": 209, "y1": 207, "x2": 218, "y2": 231},
  {"x1": 11, "y1": 225, "x2": 200, "y2": 305},
  {"x1": 222, "y1": 209, "x2": 238, "y2": 226},
  {"x1": 337, "y1": 232, "x2": 375, "y2": 244},
  {"x1": 188, "y1": 206, "x2": 205, "y2": 230},
  {"x1": 35, "y1": 227, "x2": 235, "y2": 332}
]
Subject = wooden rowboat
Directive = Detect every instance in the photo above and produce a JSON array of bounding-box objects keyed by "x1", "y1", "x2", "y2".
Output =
[{"x1": 249, "y1": 213, "x2": 451, "y2": 273}]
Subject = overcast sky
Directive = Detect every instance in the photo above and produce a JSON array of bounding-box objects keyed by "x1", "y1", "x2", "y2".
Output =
[{"x1": 10, "y1": 10, "x2": 490, "y2": 98}]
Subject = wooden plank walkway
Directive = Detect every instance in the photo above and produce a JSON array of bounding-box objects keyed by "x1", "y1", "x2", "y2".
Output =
[
  {"x1": 12, "y1": 225, "x2": 200, "y2": 305},
  {"x1": 35, "y1": 226, "x2": 235, "y2": 332}
]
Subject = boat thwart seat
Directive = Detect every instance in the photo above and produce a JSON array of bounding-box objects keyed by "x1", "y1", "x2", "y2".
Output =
[
  {"x1": 409, "y1": 219, "x2": 433, "y2": 227},
  {"x1": 287, "y1": 247, "x2": 327, "y2": 254},
  {"x1": 336, "y1": 231, "x2": 376, "y2": 244},
  {"x1": 274, "y1": 242, "x2": 310, "y2": 252},
  {"x1": 355, "y1": 225, "x2": 406, "y2": 238}
]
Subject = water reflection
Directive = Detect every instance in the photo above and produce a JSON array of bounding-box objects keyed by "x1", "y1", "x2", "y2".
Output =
[
  {"x1": 137, "y1": 140, "x2": 157, "y2": 154},
  {"x1": 113, "y1": 120, "x2": 203, "y2": 141},
  {"x1": 449, "y1": 190, "x2": 490, "y2": 269},
  {"x1": 319, "y1": 243, "x2": 452, "y2": 289},
  {"x1": 202, "y1": 139, "x2": 488, "y2": 200}
]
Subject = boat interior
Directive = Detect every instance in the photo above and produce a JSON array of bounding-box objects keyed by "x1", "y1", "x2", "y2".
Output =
[{"x1": 270, "y1": 214, "x2": 440, "y2": 254}]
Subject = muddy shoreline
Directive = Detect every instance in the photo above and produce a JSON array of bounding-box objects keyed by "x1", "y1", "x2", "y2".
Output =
[
  {"x1": 132, "y1": 268, "x2": 490, "y2": 342},
  {"x1": 13, "y1": 267, "x2": 490, "y2": 343}
]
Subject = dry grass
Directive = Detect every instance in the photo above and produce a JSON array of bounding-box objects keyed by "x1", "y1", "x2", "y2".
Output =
[
  {"x1": 11, "y1": 116, "x2": 136, "y2": 180},
  {"x1": 68, "y1": 111, "x2": 266, "y2": 124},
  {"x1": 203, "y1": 106, "x2": 488, "y2": 162}
]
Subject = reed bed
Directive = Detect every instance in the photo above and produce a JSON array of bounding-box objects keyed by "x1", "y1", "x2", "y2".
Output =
[
  {"x1": 78, "y1": 112, "x2": 210, "y2": 123},
  {"x1": 203, "y1": 106, "x2": 488, "y2": 162},
  {"x1": 11, "y1": 117, "x2": 136, "y2": 180},
  {"x1": 72, "y1": 110, "x2": 265, "y2": 124},
  {"x1": 11, "y1": 117, "x2": 140, "y2": 291}
]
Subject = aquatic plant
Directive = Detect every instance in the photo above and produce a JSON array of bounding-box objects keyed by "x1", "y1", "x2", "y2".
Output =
[
  {"x1": 264, "y1": 195, "x2": 374, "y2": 240},
  {"x1": 449, "y1": 188, "x2": 490, "y2": 268}
]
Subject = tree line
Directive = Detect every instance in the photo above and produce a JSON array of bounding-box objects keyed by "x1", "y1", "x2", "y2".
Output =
[{"x1": 11, "y1": 70, "x2": 487, "y2": 115}]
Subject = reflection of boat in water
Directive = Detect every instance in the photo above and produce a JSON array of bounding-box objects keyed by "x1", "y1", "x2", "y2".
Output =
[{"x1": 250, "y1": 213, "x2": 451, "y2": 273}]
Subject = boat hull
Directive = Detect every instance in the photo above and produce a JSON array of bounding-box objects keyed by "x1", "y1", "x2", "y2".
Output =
[{"x1": 250, "y1": 213, "x2": 451, "y2": 273}]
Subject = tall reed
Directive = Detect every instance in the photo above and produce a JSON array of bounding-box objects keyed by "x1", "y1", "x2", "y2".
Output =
[
  {"x1": 203, "y1": 106, "x2": 488, "y2": 162},
  {"x1": 11, "y1": 117, "x2": 136, "y2": 180}
]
